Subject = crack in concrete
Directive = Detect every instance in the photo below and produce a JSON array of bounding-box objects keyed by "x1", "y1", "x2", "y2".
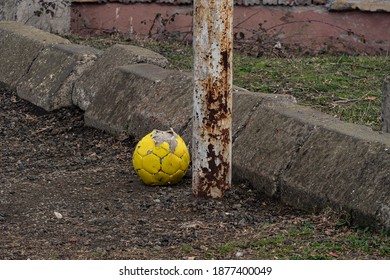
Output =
[
  {"x1": 273, "y1": 124, "x2": 317, "y2": 199},
  {"x1": 24, "y1": 48, "x2": 43, "y2": 76},
  {"x1": 178, "y1": 117, "x2": 192, "y2": 141},
  {"x1": 232, "y1": 99, "x2": 262, "y2": 144}
]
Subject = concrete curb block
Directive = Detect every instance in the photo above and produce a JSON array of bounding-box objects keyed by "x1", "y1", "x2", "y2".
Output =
[
  {"x1": 0, "y1": 21, "x2": 70, "y2": 89},
  {"x1": 233, "y1": 103, "x2": 390, "y2": 230},
  {"x1": 381, "y1": 76, "x2": 390, "y2": 133},
  {"x1": 84, "y1": 64, "x2": 193, "y2": 143},
  {"x1": 1, "y1": 22, "x2": 389, "y2": 230},
  {"x1": 84, "y1": 63, "x2": 296, "y2": 145},
  {"x1": 73, "y1": 44, "x2": 169, "y2": 111},
  {"x1": 17, "y1": 44, "x2": 101, "y2": 111}
]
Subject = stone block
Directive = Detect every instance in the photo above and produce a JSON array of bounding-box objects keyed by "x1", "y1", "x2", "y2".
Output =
[
  {"x1": 124, "y1": 66, "x2": 193, "y2": 143},
  {"x1": 233, "y1": 98, "x2": 390, "y2": 230},
  {"x1": 0, "y1": 21, "x2": 69, "y2": 89},
  {"x1": 279, "y1": 105, "x2": 390, "y2": 229},
  {"x1": 84, "y1": 63, "x2": 193, "y2": 144},
  {"x1": 232, "y1": 103, "x2": 313, "y2": 197},
  {"x1": 381, "y1": 76, "x2": 390, "y2": 133},
  {"x1": 16, "y1": 0, "x2": 71, "y2": 34},
  {"x1": 17, "y1": 44, "x2": 101, "y2": 111},
  {"x1": 232, "y1": 89, "x2": 296, "y2": 143},
  {"x1": 84, "y1": 65, "x2": 296, "y2": 148},
  {"x1": 279, "y1": 106, "x2": 390, "y2": 228},
  {"x1": 73, "y1": 44, "x2": 169, "y2": 111},
  {"x1": 0, "y1": 0, "x2": 18, "y2": 20}
]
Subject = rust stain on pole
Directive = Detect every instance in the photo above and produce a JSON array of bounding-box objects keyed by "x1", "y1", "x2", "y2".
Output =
[{"x1": 193, "y1": 0, "x2": 233, "y2": 198}]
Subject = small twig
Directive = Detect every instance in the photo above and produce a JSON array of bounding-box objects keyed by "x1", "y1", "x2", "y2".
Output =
[
  {"x1": 333, "y1": 98, "x2": 364, "y2": 104},
  {"x1": 333, "y1": 62, "x2": 389, "y2": 72},
  {"x1": 332, "y1": 94, "x2": 376, "y2": 104},
  {"x1": 32, "y1": 126, "x2": 52, "y2": 135},
  {"x1": 339, "y1": 70, "x2": 364, "y2": 79}
]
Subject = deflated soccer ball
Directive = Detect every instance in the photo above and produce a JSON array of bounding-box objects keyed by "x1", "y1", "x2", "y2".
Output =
[{"x1": 132, "y1": 129, "x2": 190, "y2": 186}]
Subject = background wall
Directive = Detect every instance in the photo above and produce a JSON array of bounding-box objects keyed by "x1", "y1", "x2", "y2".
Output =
[
  {"x1": 1, "y1": 0, "x2": 389, "y2": 54},
  {"x1": 0, "y1": 0, "x2": 20, "y2": 20},
  {"x1": 0, "y1": 0, "x2": 70, "y2": 34},
  {"x1": 71, "y1": 1, "x2": 390, "y2": 55}
]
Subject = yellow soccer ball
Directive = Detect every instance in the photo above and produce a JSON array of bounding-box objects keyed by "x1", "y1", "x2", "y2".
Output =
[{"x1": 132, "y1": 129, "x2": 190, "y2": 186}]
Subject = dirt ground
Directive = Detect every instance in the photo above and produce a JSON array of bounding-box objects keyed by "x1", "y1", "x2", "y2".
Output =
[{"x1": 0, "y1": 87, "x2": 388, "y2": 260}]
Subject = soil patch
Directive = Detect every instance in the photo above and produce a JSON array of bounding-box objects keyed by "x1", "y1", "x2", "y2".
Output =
[{"x1": 0, "y1": 88, "x2": 388, "y2": 260}]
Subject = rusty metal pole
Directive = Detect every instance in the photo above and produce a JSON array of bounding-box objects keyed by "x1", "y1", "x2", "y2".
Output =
[{"x1": 192, "y1": 0, "x2": 233, "y2": 198}]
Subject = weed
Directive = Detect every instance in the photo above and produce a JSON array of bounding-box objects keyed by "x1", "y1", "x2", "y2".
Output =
[
  {"x1": 199, "y1": 215, "x2": 389, "y2": 260},
  {"x1": 181, "y1": 244, "x2": 193, "y2": 254},
  {"x1": 219, "y1": 242, "x2": 238, "y2": 256}
]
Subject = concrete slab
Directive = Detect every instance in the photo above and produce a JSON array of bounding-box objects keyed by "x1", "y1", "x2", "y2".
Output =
[
  {"x1": 232, "y1": 89, "x2": 296, "y2": 144},
  {"x1": 84, "y1": 63, "x2": 171, "y2": 136},
  {"x1": 0, "y1": 21, "x2": 69, "y2": 89},
  {"x1": 124, "y1": 68, "x2": 194, "y2": 143},
  {"x1": 84, "y1": 64, "x2": 193, "y2": 143},
  {"x1": 72, "y1": 44, "x2": 169, "y2": 111},
  {"x1": 232, "y1": 103, "x2": 313, "y2": 197},
  {"x1": 17, "y1": 44, "x2": 101, "y2": 111},
  {"x1": 381, "y1": 76, "x2": 390, "y2": 133},
  {"x1": 278, "y1": 105, "x2": 390, "y2": 230},
  {"x1": 234, "y1": 100, "x2": 390, "y2": 230},
  {"x1": 84, "y1": 64, "x2": 297, "y2": 146},
  {"x1": 16, "y1": 0, "x2": 71, "y2": 34}
]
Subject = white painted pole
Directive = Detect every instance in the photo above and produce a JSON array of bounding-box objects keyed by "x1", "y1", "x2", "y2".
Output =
[{"x1": 192, "y1": 0, "x2": 233, "y2": 198}]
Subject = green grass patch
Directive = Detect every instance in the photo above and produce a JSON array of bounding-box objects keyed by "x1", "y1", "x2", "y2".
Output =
[
  {"x1": 233, "y1": 54, "x2": 389, "y2": 130},
  {"x1": 198, "y1": 222, "x2": 389, "y2": 260},
  {"x1": 181, "y1": 244, "x2": 193, "y2": 254},
  {"x1": 219, "y1": 241, "x2": 239, "y2": 256}
]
